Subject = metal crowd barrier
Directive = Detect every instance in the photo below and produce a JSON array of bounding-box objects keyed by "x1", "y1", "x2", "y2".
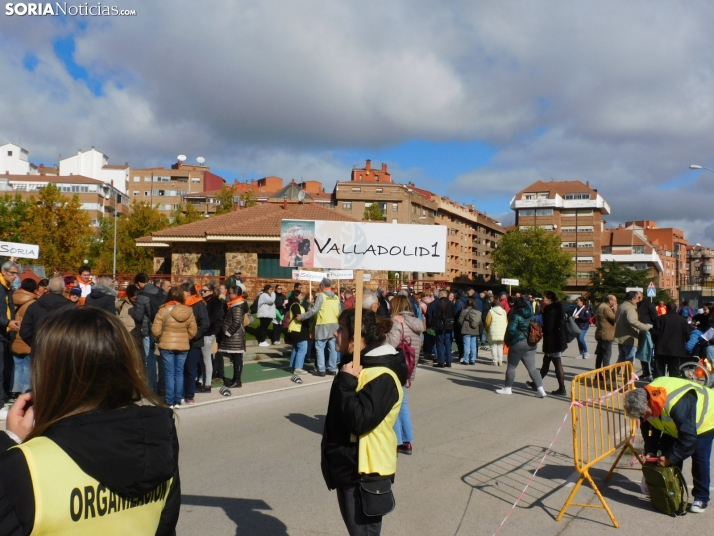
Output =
[{"x1": 556, "y1": 361, "x2": 640, "y2": 528}]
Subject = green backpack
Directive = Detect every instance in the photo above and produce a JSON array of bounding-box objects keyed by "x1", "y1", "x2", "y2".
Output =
[{"x1": 641, "y1": 463, "x2": 689, "y2": 516}]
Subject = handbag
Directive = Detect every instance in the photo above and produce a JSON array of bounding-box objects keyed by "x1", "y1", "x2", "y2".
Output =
[
  {"x1": 359, "y1": 478, "x2": 396, "y2": 517},
  {"x1": 565, "y1": 315, "x2": 581, "y2": 336}
]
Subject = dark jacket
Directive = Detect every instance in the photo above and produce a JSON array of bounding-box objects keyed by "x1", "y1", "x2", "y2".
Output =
[
  {"x1": 131, "y1": 284, "x2": 161, "y2": 337},
  {"x1": 430, "y1": 297, "x2": 455, "y2": 332},
  {"x1": 651, "y1": 311, "x2": 691, "y2": 358},
  {"x1": 205, "y1": 295, "x2": 226, "y2": 337},
  {"x1": 18, "y1": 293, "x2": 74, "y2": 349},
  {"x1": 542, "y1": 301, "x2": 568, "y2": 354},
  {"x1": 638, "y1": 299, "x2": 659, "y2": 326},
  {"x1": 321, "y1": 344, "x2": 408, "y2": 490},
  {"x1": 274, "y1": 292, "x2": 288, "y2": 316},
  {"x1": 0, "y1": 405, "x2": 180, "y2": 535},
  {"x1": 84, "y1": 283, "x2": 117, "y2": 315},
  {"x1": 572, "y1": 304, "x2": 592, "y2": 330},
  {"x1": 288, "y1": 301, "x2": 310, "y2": 343},
  {"x1": 642, "y1": 391, "x2": 697, "y2": 466},
  {"x1": 0, "y1": 279, "x2": 15, "y2": 343},
  {"x1": 376, "y1": 294, "x2": 390, "y2": 318},
  {"x1": 219, "y1": 299, "x2": 247, "y2": 353},
  {"x1": 504, "y1": 306, "x2": 534, "y2": 347},
  {"x1": 187, "y1": 299, "x2": 210, "y2": 349}
]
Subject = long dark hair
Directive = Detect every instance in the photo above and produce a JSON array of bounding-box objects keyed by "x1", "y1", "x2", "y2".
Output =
[{"x1": 28, "y1": 307, "x2": 163, "y2": 440}]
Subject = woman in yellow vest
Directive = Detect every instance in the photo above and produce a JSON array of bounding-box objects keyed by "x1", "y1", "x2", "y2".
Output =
[
  {"x1": 624, "y1": 377, "x2": 714, "y2": 514},
  {"x1": 0, "y1": 307, "x2": 180, "y2": 535},
  {"x1": 288, "y1": 290, "x2": 310, "y2": 375},
  {"x1": 322, "y1": 308, "x2": 407, "y2": 535}
]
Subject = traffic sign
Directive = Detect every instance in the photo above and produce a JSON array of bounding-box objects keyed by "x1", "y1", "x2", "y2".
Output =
[
  {"x1": 501, "y1": 278, "x2": 520, "y2": 286},
  {"x1": 647, "y1": 282, "x2": 657, "y2": 298}
]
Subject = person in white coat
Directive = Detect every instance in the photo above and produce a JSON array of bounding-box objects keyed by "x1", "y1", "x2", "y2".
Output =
[
  {"x1": 485, "y1": 302, "x2": 508, "y2": 366},
  {"x1": 256, "y1": 285, "x2": 276, "y2": 347}
]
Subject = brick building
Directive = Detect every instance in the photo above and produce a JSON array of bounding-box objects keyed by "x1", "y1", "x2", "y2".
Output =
[
  {"x1": 511, "y1": 180, "x2": 610, "y2": 295},
  {"x1": 601, "y1": 227, "x2": 666, "y2": 292}
]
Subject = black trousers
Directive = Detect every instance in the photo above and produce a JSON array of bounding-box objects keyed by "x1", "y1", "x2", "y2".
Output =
[
  {"x1": 336, "y1": 486, "x2": 383, "y2": 536},
  {"x1": 258, "y1": 318, "x2": 272, "y2": 343},
  {"x1": 0, "y1": 340, "x2": 8, "y2": 401},
  {"x1": 655, "y1": 355, "x2": 681, "y2": 378},
  {"x1": 595, "y1": 340, "x2": 613, "y2": 369},
  {"x1": 226, "y1": 352, "x2": 243, "y2": 385},
  {"x1": 213, "y1": 351, "x2": 224, "y2": 379}
]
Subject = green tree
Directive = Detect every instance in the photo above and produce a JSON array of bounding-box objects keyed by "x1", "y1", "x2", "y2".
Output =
[
  {"x1": 88, "y1": 216, "x2": 116, "y2": 274},
  {"x1": 239, "y1": 188, "x2": 258, "y2": 209},
  {"x1": 0, "y1": 193, "x2": 32, "y2": 243},
  {"x1": 170, "y1": 202, "x2": 204, "y2": 226},
  {"x1": 21, "y1": 184, "x2": 94, "y2": 272},
  {"x1": 587, "y1": 261, "x2": 670, "y2": 304},
  {"x1": 215, "y1": 184, "x2": 236, "y2": 215},
  {"x1": 491, "y1": 227, "x2": 573, "y2": 295},
  {"x1": 111, "y1": 202, "x2": 170, "y2": 274},
  {"x1": 363, "y1": 203, "x2": 384, "y2": 221}
]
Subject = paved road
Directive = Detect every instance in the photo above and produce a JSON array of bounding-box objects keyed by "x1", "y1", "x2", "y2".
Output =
[{"x1": 176, "y1": 332, "x2": 713, "y2": 535}]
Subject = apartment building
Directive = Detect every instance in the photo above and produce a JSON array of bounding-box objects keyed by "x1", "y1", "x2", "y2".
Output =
[
  {"x1": 624, "y1": 221, "x2": 687, "y2": 298},
  {"x1": 511, "y1": 180, "x2": 610, "y2": 295},
  {"x1": 128, "y1": 160, "x2": 224, "y2": 219},
  {"x1": 601, "y1": 227, "x2": 668, "y2": 292},
  {"x1": 184, "y1": 177, "x2": 332, "y2": 215},
  {"x1": 686, "y1": 244, "x2": 714, "y2": 285},
  {"x1": 0, "y1": 143, "x2": 37, "y2": 175},
  {"x1": 60, "y1": 148, "x2": 130, "y2": 193},
  {"x1": 0, "y1": 174, "x2": 129, "y2": 227}
]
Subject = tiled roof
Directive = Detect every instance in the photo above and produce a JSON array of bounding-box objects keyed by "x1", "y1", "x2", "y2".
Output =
[
  {"x1": 150, "y1": 202, "x2": 358, "y2": 239},
  {"x1": 102, "y1": 164, "x2": 129, "y2": 169},
  {"x1": 517, "y1": 180, "x2": 596, "y2": 199},
  {"x1": 2, "y1": 174, "x2": 103, "y2": 184}
]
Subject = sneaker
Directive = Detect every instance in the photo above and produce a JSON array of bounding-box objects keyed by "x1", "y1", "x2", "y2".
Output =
[
  {"x1": 460, "y1": 360, "x2": 468, "y2": 364},
  {"x1": 184, "y1": 398, "x2": 195, "y2": 405},
  {"x1": 199, "y1": 385, "x2": 212, "y2": 393},
  {"x1": 314, "y1": 370, "x2": 326, "y2": 377},
  {"x1": 0, "y1": 406, "x2": 8, "y2": 421},
  {"x1": 432, "y1": 362, "x2": 445, "y2": 368},
  {"x1": 294, "y1": 368, "x2": 308, "y2": 375},
  {"x1": 172, "y1": 403, "x2": 182, "y2": 409},
  {"x1": 258, "y1": 341, "x2": 270, "y2": 347},
  {"x1": 583, "y1": 353, "x2": 589, "y2": 359},
  {"x1": 225, "y1": 381, "x2": 242, "y2": 388},
  {"x1": 397, "y1": 442, "x2": 413, "y2": 455},
  {"x1": 551, "y1": 388, "x2": 567, "y2": 396},
  {"x1": 326, "y1": 369, "x2": 337, "y2": 376},
  {"x1": 495, "y1": 387, "x2": 512, "y2": 395},
  {"x1": 469, "y1": 362, "x2": 476, "y2": 365},
  {"x1": 690, "y1": 500, "x2": 708, "y2": 513}
]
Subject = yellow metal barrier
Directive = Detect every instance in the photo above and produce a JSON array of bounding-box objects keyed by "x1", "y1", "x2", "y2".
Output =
[{"x1": 556, "y1": 361, "x2": 641, "y2": 528}]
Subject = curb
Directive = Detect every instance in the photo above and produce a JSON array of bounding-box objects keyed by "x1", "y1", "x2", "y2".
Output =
[{"x1": 176, "y1": 378, "x2": 333, "y2": 410}]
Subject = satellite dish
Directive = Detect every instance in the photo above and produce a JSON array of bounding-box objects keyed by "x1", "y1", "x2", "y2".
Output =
[
  {"x1": 297, "y1": 190, "x2": 306, "y2": 203},
  {"x1": 197, "y1": 156, "x2": 205, "y2": 164},
  {"x1": 177, "y1": 155, "x2": 186, "y2": 162}
]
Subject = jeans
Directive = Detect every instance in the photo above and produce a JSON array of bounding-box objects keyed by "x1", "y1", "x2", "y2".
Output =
[
  {"x1": 576, "y1": 327, "x2": 589, "y2": 355},
  {"x1": 143, "y1": 335, "x2": 157, "y2": 392},
  {"x1": 336, "y1": 486, "x2": 383, "y2": 535},
  {"x1": 595, "y1": 340, "x2": 612, "y2": 369},
  {"x1": 200, "y1": 334, "x2": 215, "y2": 387},
  {"x1": 690, "y1": 428, "x2": 714, "y2": 503},
  {"x1": 289, "y1": 340, "x2": 308, "y2": 370},
  {"x1": 183, "y1": 347, "x2": 202, "y2": 399},
  {"x1": 435, "y1": 331, "x2": 453, "y2": 366},
  {"x1": 462, "y1": 335, "x2": 478, "y2": 363},
  {"x1": 393, "y1": 387, "x2": 412, "y2": 444},
  {"x1": 315, "y1": 338, "x2": 337, "y2": 372},
  {"x1": 161, "y1": 350, "x2": 188, "y2": 406},
  {"x1": 12, "y1": 355, "x2": 31, "y2": 393},
  {"x1": 617, "y1": 344, "x2": 651, "y2": 377}
]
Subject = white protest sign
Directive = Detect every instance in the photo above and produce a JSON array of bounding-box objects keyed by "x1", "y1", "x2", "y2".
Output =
[
  {"x1": 0, "y1": 241, "x2": 39, "y2": 259},
  {"x1": 291, "y1": 270, "x2": 325, "y2": 283},
  {"x1": 501, "y1": 278, "x2": 520, "y2": 286},
  {"x1": 280, "y1": 220, "x2": 447, "y2": 272},
  {"x1": 327, "y1": 270, "x2": 354, "y2": 280},
  {"x1": 625, "y1": 287, "x2": 643, "y2": 293}
]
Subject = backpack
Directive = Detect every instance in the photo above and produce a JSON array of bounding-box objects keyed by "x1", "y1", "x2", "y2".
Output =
[
  {"x1": 142, "y1": 290, "x2": 162, "y2": 323},
  {"x1": 436, "y1": 300, "x2": 454, "y2": 331},
  {"x1": 680, "y1": 306, "x2": 693, "y2": 319},
  {"x1": 397, "y1": 320, "x2": 416, "y2": 388},
  {"x1": 249, "y1": 292, "x2": 261, "y2": 315},
  {"x1": 641, "y1": 463, "x2": 689, "y2": 516},
  {"x1": 467, "y1": 309, "x2": 479, "y2": 330},
  {"x1": 527, "y1": 321, "x2": 543, "y2": 344}
]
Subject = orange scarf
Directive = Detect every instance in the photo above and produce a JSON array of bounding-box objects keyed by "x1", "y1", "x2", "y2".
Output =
[
  {"x1": 185, "y1": 295, "x2": 202, "y2": 307},
  {"x1": 164, "y1": 300, "x2": 179, "y2": 307},
  {"x1": 644, "y1": 384, "x2": 667, "y2": 418},
  {"x1": 227, "y1": 297, "x2": 244, "y2": 307}
]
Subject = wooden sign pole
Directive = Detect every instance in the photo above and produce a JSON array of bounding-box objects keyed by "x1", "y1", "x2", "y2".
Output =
[{"x1": 353, "y1": 269, "x2": 364, "y2": 368}]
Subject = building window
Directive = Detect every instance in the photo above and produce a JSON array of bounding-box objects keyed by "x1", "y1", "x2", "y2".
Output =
[
  {"x1": 535, "y1": 208, "x2": 553, "y2": 216},
  {"x1": 352, "y1": 187, "x2": 361, "y2": 193},
  {"x1": 573, "y1": 256, "x2": 594, "y2": 263},
  {"x1": 524, "y1": 193, "x2": 536, "y2": 200},
  {"x1": 519, "y1": 209, "x2": 536, "y2": 216},
  {"x1": 191, "y1": 178, "x2": 201, "y2": 183},
  {"x1": 576, "y1": 272, "x2": 595, "y2": 279},
  {"x1": 257, "y1": 254, "x2": 293, "y2": 278},
  {"x1": 565, "y1": 193, "x2": 590, "y2": 200},
  {"x1": 392, "y1": 203, "x2": 398, "y2": 212},
  {"x1": 133, "y1": 191, "x2": 139, "y2": 196},
  {"x1": 704, "y1": 265, "x2": 712, "y2": 274},
  {"x1": 632, "y1": 263, "x2": 647, "y2": 270},
  {"x1": 133, "y1": 176, "x2": 140, "y2": 182},
  {"x1": 538, "y1": 192, "x2": 548, "y2": 199},
  {"x1": 633, "y1": 245, "x2": 645, "y2": 254},
  {"x1": 144, "y1": 191, "x2": 149, "y2": 196},
  {"x1": 375, "y1": 188, "x2": 383, "y2": 193},
  {"x1": 577, "y1": 241, "x2": 594, "y2": 248},
  {"x1": 602, "y1": 247, "x2": 612, "y2": 254},
  {"x1": 450, "y1": 228, "x2": 457, "y2": 236},
  {"x1": 392, "y1": 219, "x2": 398, "y2": 224},
  {"x1": 7, "y1": 151, "x2": 12, "y2": 156},
  {"x1": 539, "y1": 225, "x2": 554, "y2": 230},
  {"x1": 562, "y1": 242, "x2": 577, "y2": 248},
  {"x1": 342, "y1": 202, "x2": 352, "y2": 210},
  {"x1": 145, "y1": 177, "x2": 151, "y2": 182}
]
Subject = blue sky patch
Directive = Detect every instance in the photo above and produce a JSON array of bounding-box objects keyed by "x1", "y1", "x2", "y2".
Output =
[
  {"x1": 22, "y1": 53, "x2": 39, "y2": 72},
  {"x1": 52, "y1": 35, "x2": 104, "y2": 96}
]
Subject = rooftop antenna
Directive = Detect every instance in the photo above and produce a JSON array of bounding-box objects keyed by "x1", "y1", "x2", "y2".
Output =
[
  {"x1": 177, "y1": 154, "x2": 186, "y2": 164},
  {"x1": 298, "y1": 189, "x2": 306, "y2": 204},
  {"x1": 197, "y1": 156, "x2": 205, "y2": 165}
]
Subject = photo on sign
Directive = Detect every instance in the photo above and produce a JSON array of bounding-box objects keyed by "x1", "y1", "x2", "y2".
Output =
[{"x1": 280, "y1": 220, "x2": 315, "y2": 268}]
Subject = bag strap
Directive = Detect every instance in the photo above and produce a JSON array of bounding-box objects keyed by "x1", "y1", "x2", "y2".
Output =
[
  {"x1": 162, "y1": 305, "x2": 175, "y2": 333},
  {"x1": 673, "y1": 466, "x2": 690, "y2": 515}
]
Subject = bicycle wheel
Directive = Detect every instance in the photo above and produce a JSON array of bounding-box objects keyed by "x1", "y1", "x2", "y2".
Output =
[{"x1": 679, "y1": 362, "x2": 710, "y2": 387}]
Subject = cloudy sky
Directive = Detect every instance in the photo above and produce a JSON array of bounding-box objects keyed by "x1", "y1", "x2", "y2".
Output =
[{"x1": 3, "y1": 1, "x2": 714, "y2": 243}]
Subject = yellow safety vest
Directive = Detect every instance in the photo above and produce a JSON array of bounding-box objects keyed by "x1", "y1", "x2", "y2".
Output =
[
  {"x1": 647, "y1": 377, "x2": 714, "y2": 438},
  {"x1": 356, "y1": 366, "x2": 403, "y2": 476},
  {"x1": 15, "y1": 437, "x2": 171, "y2": 536},
  {"x1": 316, "y1": 293, "x2": 340, "y2": 326},
  {"x1": 288, "y1": 302, "x2": 305, "y2": 333}
]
